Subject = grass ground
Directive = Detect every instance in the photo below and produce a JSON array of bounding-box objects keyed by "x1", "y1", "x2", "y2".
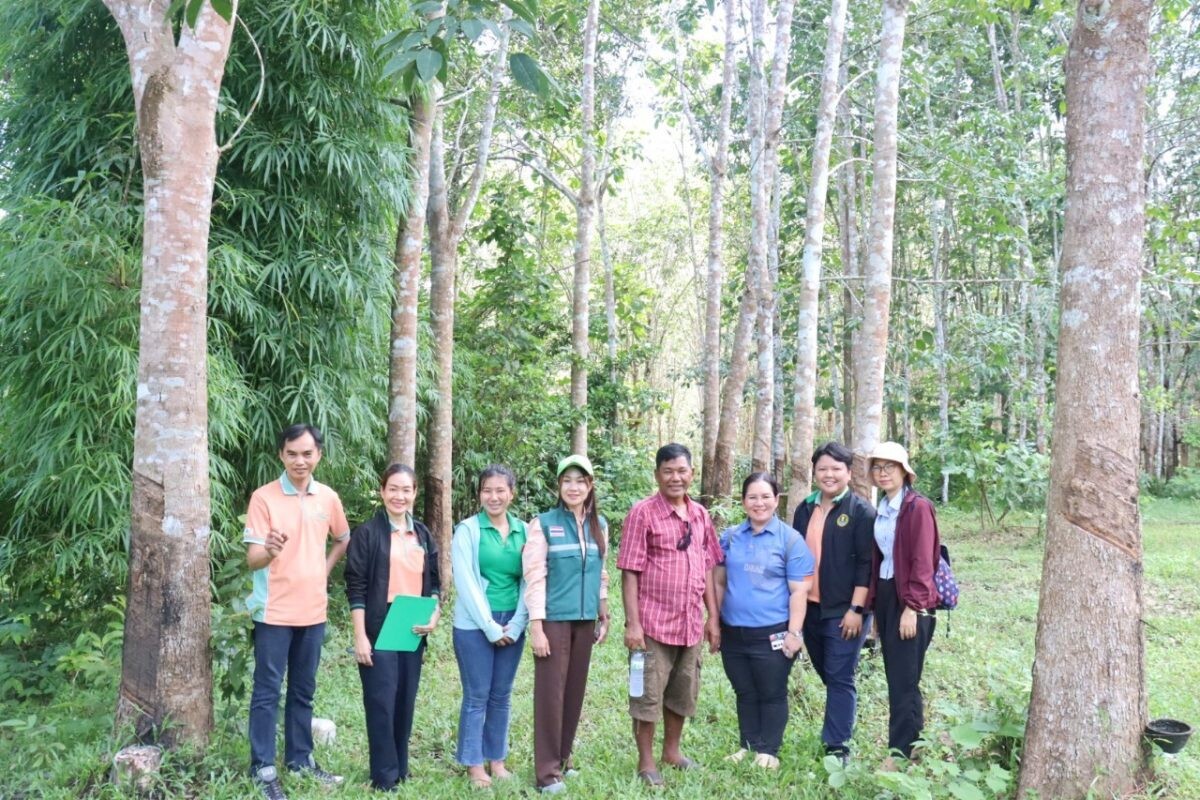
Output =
[{"x1": 3, "y1": 498, "x2": 1197, "y2": 798}]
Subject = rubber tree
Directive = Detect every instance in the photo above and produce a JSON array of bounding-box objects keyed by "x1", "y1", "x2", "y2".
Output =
[
  {"x1": 1019, "y1": 0, "x2": 1151, "y2": 796},
  {"x1": 104, "y1": 0, "x2": 236, "y2": 746},
  {"x1": 850, "y1": 0, "x2": 910, "y2": 495}
]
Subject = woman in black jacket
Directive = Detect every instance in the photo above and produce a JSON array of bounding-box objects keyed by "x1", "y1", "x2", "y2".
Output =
[
  {"x1": 791, "y1": 442, "x2": 875, "y2": 764},
  {"x1": 345, "y1": 464, "x2": 441, "y2": 791}
]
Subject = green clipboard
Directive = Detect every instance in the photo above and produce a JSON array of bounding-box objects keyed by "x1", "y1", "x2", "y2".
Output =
[{"x1": 374, "y1": 595, "x2": 438, "y2": 652}]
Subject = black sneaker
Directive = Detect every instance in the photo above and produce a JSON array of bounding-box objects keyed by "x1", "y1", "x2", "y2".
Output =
[
  {"x1": 824, "y1": 746, "x2": 850, "y2": 767},
  {"x1": 289, "y1": 756, "x2": 345, "y2": 786},
  {"x1": 253, "y1": 766, "x2": 288, "y2": 800}
]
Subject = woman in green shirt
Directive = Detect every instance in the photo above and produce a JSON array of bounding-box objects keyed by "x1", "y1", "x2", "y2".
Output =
[{"x1": 451, "y1": 465, "x2": 530, "y2": 788}]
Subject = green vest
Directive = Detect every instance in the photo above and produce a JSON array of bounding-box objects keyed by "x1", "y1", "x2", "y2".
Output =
[{"x1": 538, "y1": 506, "x2": 604, "y2": 622}]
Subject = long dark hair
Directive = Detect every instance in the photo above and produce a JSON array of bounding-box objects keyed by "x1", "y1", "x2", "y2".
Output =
[{"x1": 558, "y1": 469, "x2": 606, "y2": 560}]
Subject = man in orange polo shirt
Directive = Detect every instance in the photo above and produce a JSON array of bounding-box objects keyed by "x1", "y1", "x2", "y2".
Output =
[{"x1": 244, "y1": 424, "x2": 351, "y2": 800}]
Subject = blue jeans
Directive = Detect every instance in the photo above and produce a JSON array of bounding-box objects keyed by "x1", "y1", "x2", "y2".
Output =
[
  {"x1": 802, "y1": 603, "x2": 869, "y2": 753},
  {"x1": 453, "y1": 610, "x2": 525, "y2": 765},
  {"x1": 248, "y1": 621, "x2": 325, "y2": 772}
]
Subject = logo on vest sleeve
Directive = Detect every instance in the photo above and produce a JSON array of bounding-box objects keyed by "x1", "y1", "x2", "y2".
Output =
[
  {"x1": 836, "y1": 514, "x2": 850, "y2": 528},
  {"x1": 548, "y1": 525, "x2": 566, "y2": 538}
]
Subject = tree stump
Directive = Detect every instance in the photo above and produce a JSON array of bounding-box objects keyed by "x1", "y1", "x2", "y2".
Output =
[
  {"x1": 312, "y1": 717, "x2": 336, "y2": 745},
  {"x1": 112, "y1": 745, "x2": 162, "y2": 792}
]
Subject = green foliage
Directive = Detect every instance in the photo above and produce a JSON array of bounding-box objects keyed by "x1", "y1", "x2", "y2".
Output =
[
  {"x1": 1143, "y1": 466, "x2": 1200, "y2": 500},
  {"x1": 0, "y1": 0, "x2": 408, "y2": 694},
  {"x1": 378, "y1": 0, "x2": 551, "y2": 97}
]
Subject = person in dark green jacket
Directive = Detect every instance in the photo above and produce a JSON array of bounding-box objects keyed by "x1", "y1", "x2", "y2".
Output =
[{"x1": 522, "y1": 454, "x2": 611, "y2": 793}]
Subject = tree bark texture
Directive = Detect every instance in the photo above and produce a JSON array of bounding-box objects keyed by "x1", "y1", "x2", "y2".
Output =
[
  {"x1": 425, "y1": 115, "x2": 456, "y2": 583},
  {"x1": 700, "y1": 0, "x2": 738, "y2": 498},
  {"x1": 751, "y1": 178, "x2": 782, "y2": 471},
  {"x1": 388, "y1": 90, "x2": 436, "y2": 467},
  {"x1": 423, "y1": 25, "x2": 508, "y2": 569},
  {"x1": 836, "y1": 67, "x2": 860, "y2": 448},
  {"x1": 1019, "y1": 1, "x2": 1151, "y2": 796},
  {"x1": 696, "y1": 0, "x2": 739, "y2": 501},
  {"x1": 712, "y1": 0, "x2": 794, "y2": 498},
  {"x1": 750, "y1": 0, "x2": 796, "y2": 472},
  {"x1": 712, "y1": 0, "x2": 768, "y2": 499},
  {"x1": 105, "y1": 0, "x2": 236, "y2": 747},
  {"x1": 570, "y1": 0, "x2": 600, "y2": 457},
  {"x1": 850, "y1": 0, "x2": 909, "y2": 496},
  {"x1": 787, "y1": 0, "x2": 849, "y2": 518}
]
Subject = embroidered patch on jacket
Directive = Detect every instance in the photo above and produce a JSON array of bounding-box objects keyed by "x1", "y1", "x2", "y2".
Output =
[
  {"x1": 548, "y1": 525, "x2": 566, "y2": 538},
  {"x1": 836, "y1": 514, "x2": 850, "y2": 527}
]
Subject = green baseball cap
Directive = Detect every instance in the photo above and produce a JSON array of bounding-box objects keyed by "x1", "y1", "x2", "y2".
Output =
[{"x1": 556, "y1": 453, "x2": 595, "y2": 477}]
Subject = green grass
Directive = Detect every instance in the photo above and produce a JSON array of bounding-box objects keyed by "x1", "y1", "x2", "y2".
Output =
[{"x1": 3, "y1": 498, "x2": 1197, "y2": 798}]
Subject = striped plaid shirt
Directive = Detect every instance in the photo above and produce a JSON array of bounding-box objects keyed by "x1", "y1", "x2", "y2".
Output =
[{"x1": 617, "y1": 492, "x2": 722, "y2": 646}]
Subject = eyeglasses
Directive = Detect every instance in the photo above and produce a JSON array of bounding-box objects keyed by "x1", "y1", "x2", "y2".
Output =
[
  {"x1": 676, "y1": 522, "x2": 693, "y2": 551},
  {"x1": 870, "y1": 462, "x2": 900, "y2": 475}
]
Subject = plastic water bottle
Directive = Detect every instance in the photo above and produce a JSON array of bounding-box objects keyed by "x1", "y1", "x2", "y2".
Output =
[{"x1": 629, "y1": 650, "x2": 645, "y2": 698}]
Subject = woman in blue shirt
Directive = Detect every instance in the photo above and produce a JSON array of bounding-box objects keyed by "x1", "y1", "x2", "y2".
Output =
[
  {"x1": 715, "y1": 472, "x2": 815, "y2": 769},
  {"x1": 451, "y1": 465, "x2": 530, "y2": 788}
]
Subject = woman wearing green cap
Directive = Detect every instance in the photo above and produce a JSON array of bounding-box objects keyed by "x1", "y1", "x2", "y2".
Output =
[{"x1": 522, "y1": 454, "x2": 611, "y2": 794}]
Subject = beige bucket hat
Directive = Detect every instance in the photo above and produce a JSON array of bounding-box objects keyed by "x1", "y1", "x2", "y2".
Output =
[{"x1": 868, "y1": 441, "x2": 918, "y2": 483}]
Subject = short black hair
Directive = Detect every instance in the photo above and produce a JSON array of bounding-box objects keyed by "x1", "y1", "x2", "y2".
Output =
[
  {"x1": 811, "y1": 441, "x2": 853, "y2": 468},
  {"x1": 478, "y1": 464, "x2": 516, "y2": 493},
  {"x1": 380, "y1": 463, "x2": 416, "y2": 489},
  {"x1": 278, "y1": 423, "x2": 324, "y2": 451},
  {"x1": 655, "y1": 443, "x2": 692, "y2": 469},
  {"x1": 741, "y1": 471, "x2": 780, "y2": 498}
]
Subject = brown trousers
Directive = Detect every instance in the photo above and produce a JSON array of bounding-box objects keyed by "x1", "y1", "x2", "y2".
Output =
[{"x1": 533, "y1": 620, "x2": 595, "y2": 787}]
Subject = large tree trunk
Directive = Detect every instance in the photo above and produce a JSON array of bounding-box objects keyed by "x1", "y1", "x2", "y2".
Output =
[
  {"x1": 388, "y1": 89, "x2": 436, "y2": 466},
  {"x1": 712, "y1": 0, "x2": 794, "y2": 497},
  {"x1": 752, "y1": 179, "x2": 782, "y2": 470},
  {"x1": 836, "y1": 66, "x2": 861, "y2": 447},
  {"x1": 425, "y1": 113, "x2": 456, "y2": 583},
  {"x1": 699, "y1": 0, "x2": 738, "y2": 500},
  {"x1": 850, "y1": 0, "x2": 909, "y2": 496},
  {"x1": 105, "y1": 0, "x2": 235, "y2": 747},
  {"x1": 422, "y1": 25, "x2": 508, "y2": 570},
  {"x1": 787, "y1": 0, "x2": 849, "y2": 518},
  {"x1": 569, "y1": 0, "x2": 600, "y2": 456},
  {"x1": 1019, "y1": 1, "x2": 1151, "y2": 796}
]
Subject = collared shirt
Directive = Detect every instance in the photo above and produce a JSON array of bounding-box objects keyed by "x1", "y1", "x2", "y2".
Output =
[
  {"x1": 477, "y1": 511, "x2": 527, "y2": 612},
  {"x1": 617, "y1": 492, "x2": 723, "y2": 647},
  {"x1": 803, "y1": 488, "x2": 850, "y2": 603},
  {"x1": 874, "y1": 488, "x2": 906, "y2": 580},
  {"x1": 719, "y1": 516, "x2": 814, "y2": 627},
  {"x1": 387, "y1": 515, "x2": 425, "y2": 601},
  {"x1": 244, "y1": 473, "x2": 351, "y2": 625}
]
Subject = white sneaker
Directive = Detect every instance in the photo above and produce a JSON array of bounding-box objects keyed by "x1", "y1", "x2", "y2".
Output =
[{"x1": 726, "y1": 749, "x2": 750, "y2": 763}]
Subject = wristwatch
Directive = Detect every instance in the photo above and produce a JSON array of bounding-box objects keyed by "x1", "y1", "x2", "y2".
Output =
[
  {"x1": 849, "y1": 605, "x2": 865, "y2": 615},
  {"x1": 786, "y1": 630, "x2": 802, "y2": 639}
]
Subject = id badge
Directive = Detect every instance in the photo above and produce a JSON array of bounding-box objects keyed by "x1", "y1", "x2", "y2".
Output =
[{"x1": 769, "y1": 632, "x2": 787, "y2": 651}]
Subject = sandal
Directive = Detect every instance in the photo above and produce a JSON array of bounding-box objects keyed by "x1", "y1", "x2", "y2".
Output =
[{"x1": 637, "y1": 769, "x2": 665, "y2": 787}]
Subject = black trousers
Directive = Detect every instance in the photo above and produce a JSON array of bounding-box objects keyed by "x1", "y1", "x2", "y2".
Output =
[
  {"x1": 359, "y1": 644, "x2": 424, "y2": 789},
  {"x1": 719, "y1": 621, "x2": 795, "y2": 756},
  {"x1": 874, "y1": 579, "x2": 935, "y2": 758}
]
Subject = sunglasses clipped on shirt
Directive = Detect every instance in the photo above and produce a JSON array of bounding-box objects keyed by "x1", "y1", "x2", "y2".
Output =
[{"x1": 676, "y1": 522, "x2": 693, "y2": 551}]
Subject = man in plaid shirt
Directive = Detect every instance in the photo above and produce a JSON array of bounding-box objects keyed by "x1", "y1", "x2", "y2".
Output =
[{"x1": 618, "y1": 443, "x2": 723, "y2": 787}]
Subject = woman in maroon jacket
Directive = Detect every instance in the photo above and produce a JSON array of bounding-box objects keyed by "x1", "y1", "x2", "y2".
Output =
[{"x1": 866, "y1": 442, "x2": 940, "y2": 761}]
